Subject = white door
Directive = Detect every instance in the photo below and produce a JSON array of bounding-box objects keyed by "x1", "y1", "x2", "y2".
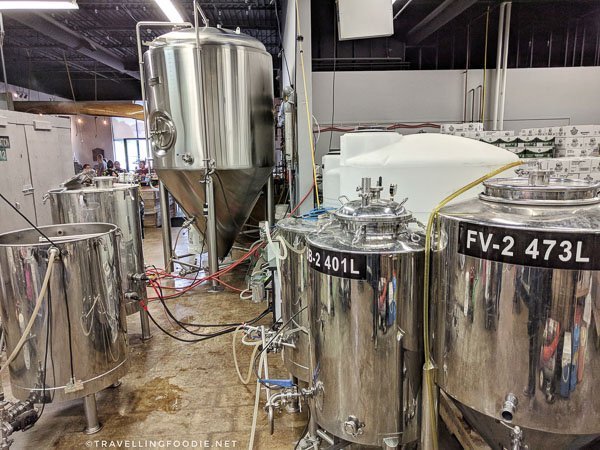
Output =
[
  {"x1": 25, "y1": 120, "x2": 74, "y2": 227},
  {"x1": 0, "y1": 124, "x2": 37, "y2": 234}
]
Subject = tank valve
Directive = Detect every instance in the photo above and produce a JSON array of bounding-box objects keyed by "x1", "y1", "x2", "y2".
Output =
[
  {"x1": 129, "y1": 273, "x2": 148, "y2": 283},
  {"x1": 343, "y1": 415, "x2": 365, "y2": 438},
  {"x1": 124, "y1": 292, "x2": 140, "y2": 301},
  {"x1": 501, "y1": 393, "x2": 518, "y2": 422}
]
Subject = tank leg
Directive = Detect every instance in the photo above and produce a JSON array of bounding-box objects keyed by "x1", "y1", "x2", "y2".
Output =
[
  {"x1": 83, "y1": 393, "x2": 103, "y2": 435},
  {"x1": 205, "y1": 174, "x2": 223, "y2": 293},
  {"x1": 382, "y1": 436, "x2": 400, "y2": 449},
  {"x1": 140, "y1": 309, "x2": 152, "y2": 340}
]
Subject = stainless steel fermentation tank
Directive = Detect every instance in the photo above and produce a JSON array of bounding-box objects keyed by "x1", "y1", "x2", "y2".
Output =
[
  {"x1": 307, "y1": 178, "x2": 424, "y2": 448},
  {"x1": 432, "y1": 172, "x2": 600, "y2": 449},
  {"x1": 0, "y1": 223, "x2": 128, "y2": 432},
  {"x1": 48, "y1": 177, "x2": 150, "y2": 339},
  {"x1": 143, "y1": 27, "x2": 274, "y2": 259},
  {"x1": 277, "y1": 217, "x2": 327, "y2": 383}
]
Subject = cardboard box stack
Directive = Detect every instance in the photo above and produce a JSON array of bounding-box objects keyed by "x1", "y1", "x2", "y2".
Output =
[
  {"x1": 141, "y1": 186, "x2": 161, "y2": 228},
  {"x1": 524, "y1": 157, "x2": 600, "y2": 182},
  {"x1": 521, "y1": 125, "x2": 600, "y2": 157},
  {"x1": 441, "y1": 123, "x2": 600, "y2": 161},
  {"x1": 439, "y1": 122, "x2": 484, "y2": 134}
]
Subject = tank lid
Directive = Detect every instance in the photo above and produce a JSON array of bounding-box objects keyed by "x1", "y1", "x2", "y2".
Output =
[
  {"x1": 334, "y1": 177, "x2": 412, "y2": 225},
  {"x1": 481, "y1": 171, "x2": 600, "y2": 205},
  {"x1": 149, "y1": 27, "x2": 266, "y2": 52}
]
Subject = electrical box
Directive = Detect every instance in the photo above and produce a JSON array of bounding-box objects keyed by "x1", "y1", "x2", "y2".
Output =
[
  {"x1": 337, "y1": 0, "x2": 394, "y2": 41},
  {"x1": 0, "y1": 110, "x2": 73, "y2": 234}
]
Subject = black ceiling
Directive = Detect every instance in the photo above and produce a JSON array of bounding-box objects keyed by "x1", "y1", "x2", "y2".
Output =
[
  {"x1": 313, "y1": 0, "x2": 600, "y2": 71},
  {"x1": 3, "y1": 0, "x2": 281, "y2": 100},
  {"x1": 2, "y1": 0, "x2": 599, "y2": 101}
]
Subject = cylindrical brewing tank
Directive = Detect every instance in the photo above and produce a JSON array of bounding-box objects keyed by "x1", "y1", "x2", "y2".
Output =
[
  {"x1": 432, "y1": 172, "x2": 600, "y2": 449},
  {"x1": 307, "y1": 178, "x2": 424, "y2": 447},
  {"x1": 143, "y1": 27, "x2": 274, "y2": 257},
  {"x1": 0, "y1": 223, "x2": 128, "y2": 402},
  {"x1": 277, "y1": 216, "x2": 330, "y2": 383},
  {"x1": 48, "y1": 177, "x2": 146, "y2": 316}
]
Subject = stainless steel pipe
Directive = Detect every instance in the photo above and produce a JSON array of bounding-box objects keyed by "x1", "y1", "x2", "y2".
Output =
[
  {"x1": 205, "y1": 175, "x2": 222, "y2": 292},
  {"x1": 159, "y1": 181, "x2": 174, "y2": 273},
  {"x1": 491, "y1": 2, "x2": 506, "y2": 130},
  {"x1": 267, "y1": 174, "x2": 275, "y2": 227},
  {"x1": 497, "y1": 2, "x2": 512, "y2": 130}
]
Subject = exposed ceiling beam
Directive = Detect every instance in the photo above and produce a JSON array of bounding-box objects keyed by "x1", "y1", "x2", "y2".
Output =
[
  {"x1": 7, "y1": 12, "x2": 139, "y2": 79},
  {"x1": 406, "y1": 0, "x2": 477, "y2": 45}
]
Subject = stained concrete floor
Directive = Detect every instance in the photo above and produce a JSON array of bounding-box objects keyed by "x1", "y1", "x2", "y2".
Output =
[{"x1": 9, "y1": 227, "x2": 307, "y2": 450}]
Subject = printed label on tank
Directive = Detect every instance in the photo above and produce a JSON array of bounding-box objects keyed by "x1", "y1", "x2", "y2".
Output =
[
  {"x1": 307, "y1": 245, "x2": 367, "y2": 279},
  {"x1": 458, "y1": 222, "x2": 600, "y2": 270}
]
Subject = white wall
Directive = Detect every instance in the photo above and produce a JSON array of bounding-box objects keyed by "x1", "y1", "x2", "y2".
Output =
[
  {"x1": 313, "y1": 66, "x2": 600, "y2": 160},
  {"x1": 71, "y1": 114, "x2": 114, "y2": 164}
]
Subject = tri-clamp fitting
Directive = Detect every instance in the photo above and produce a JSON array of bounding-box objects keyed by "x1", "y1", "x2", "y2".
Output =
[
  {"x1": 357, "y1": 178, "x2": 383, "y2": 206},
  {"x1": 265, "y1": 386, "x2": 316, "y2": 411}
]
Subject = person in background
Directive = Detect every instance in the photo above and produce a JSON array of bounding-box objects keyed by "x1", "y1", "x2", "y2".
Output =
[
  {"x1": 81, "y1": 163, "x2": 91, "y2": 172},
  {"x1": 136, "y1": 161, "x2": 149, "y2": 177},
  {"x1": 106, "y1": 160, "x2": 115, "y2": 176},
  {"x1": 113, "y1": 161, "x2": 124, "y2": 173},
  {"x1": 95, "y1": 154, "x2": 107, "y2": 176}
]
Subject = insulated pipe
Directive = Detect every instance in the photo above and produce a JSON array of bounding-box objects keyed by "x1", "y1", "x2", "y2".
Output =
[
  {"x1": 491, "y1": 2, "x2": 506, "y2": 130},
  {"x1": 12, "y1": 13, "x2": 139, "y2": 79},
  {"x1": 497, "y1": 2, "x2": 512, "y2": 131}
]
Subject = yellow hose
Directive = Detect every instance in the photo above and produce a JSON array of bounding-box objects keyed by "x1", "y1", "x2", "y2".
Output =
[
  {"x1": 422, "y1": 160, "x2": 523, "y2": 449},
  {"x1": 295, "y1": 0, "x2": 321, "y2": 208}
]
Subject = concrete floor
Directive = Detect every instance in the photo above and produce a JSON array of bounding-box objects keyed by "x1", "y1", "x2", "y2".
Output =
[{"x1": 9, "y1": 227, "x2": 307, "y2": 449}]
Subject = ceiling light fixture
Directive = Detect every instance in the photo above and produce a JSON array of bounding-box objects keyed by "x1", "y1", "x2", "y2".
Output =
[
  {"x1": 153, "y1": 0, "x2": 184, "y2": 23},
  {"x1": 0, "y1": 0, "x2": 78, "y2": 9}
]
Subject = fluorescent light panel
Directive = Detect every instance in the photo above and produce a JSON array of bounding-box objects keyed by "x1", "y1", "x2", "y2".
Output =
[
  {"x1": 0, "y1": 0, "x2": 78, "y2": 9},
  {"x1": 154, "y1": 0, "x2": 184, "y2": 23}
]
